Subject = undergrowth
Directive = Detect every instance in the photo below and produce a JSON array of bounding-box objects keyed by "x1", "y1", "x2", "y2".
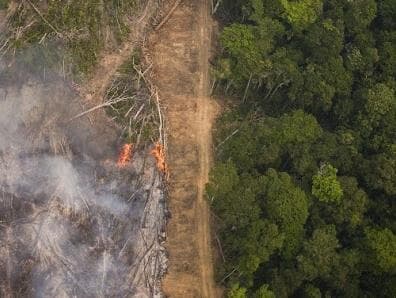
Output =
[
  {"x1": 2, "y1": 0, "x2": 137, "y2": 77},
  {"x1": 0, "y1": 0, "x2": 9, "y2": 9}
]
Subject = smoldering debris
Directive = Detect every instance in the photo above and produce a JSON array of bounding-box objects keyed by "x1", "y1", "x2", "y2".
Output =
[{"x1": 0, "y1": 65, "x2": 167, "y2": 297}]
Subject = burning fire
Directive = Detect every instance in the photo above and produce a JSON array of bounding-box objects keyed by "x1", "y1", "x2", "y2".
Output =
[
  {"x1": 117, "y1": 144, "x2": 133, "y2": 167},
  {"x1": 150, "y1": 142, "x2": 167, "y2": 173}
]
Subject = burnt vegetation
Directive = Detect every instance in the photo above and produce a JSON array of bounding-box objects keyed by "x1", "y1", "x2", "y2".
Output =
[{"x1": 0, "y1": 1, "x2": 167, "y2": 297}]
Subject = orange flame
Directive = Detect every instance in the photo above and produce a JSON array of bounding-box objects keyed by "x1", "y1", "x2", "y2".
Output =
[
  {"x1": 117, "y1": 144, "x2": 133, "y2": 168},
  {"x1": 150, "y1": 142, "x2": 167, "y2": 173}
]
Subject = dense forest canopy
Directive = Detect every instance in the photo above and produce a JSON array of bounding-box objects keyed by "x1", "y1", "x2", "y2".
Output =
[{"x1": 207, "y1": 0, "x2": 396, "y2": 296}]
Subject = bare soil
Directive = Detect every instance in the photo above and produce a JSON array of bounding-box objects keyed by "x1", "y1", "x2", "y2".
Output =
[{"x1": 148, "y1": 0, "x2": 219, "y2": 297}]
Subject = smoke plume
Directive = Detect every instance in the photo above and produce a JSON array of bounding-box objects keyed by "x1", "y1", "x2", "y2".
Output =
[{"x1": 0, "y1": 58, "x2": 166, "y2": 297}]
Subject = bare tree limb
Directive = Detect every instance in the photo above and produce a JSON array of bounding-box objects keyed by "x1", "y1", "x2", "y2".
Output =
[
  {"x1": 25, "y1": 0, "x2": 61, "y2": 36},
  {"x1": 216, "y1": 128, "x2": 240, "y2": 150},
  {"x1": 243, "y1": 73, "x2": 252, "y2": 102},
  {"x1": 69, "y1": 97, "x2": 127, "y2": 122},
  {"x1": 212, "y1": 0, "x2": 223, "y2": 14},
  {"x1": 155, "y1": 0, "x2": 182, "y2": 31},
  {"x1": 215, "y1": 234, "x2": 225, "y2": 263},
  {"x1": 220, "y1": 267, "x2": 237, "y2": 283}
]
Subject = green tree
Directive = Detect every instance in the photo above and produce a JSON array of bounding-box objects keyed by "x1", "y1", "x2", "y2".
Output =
[
  {"x1": 290, "y1": 57, "x2": 352, "y2": 113},
  {"x1": 210, "y1": 0, "x2": 396, "y2": 294},
  {"x1": 228, "y1": 283, "x2": 247, "y2": 298},
  {"x1": 332, "y1": 177, "x2": 367, "y2": 228},
  {"x1": 303, "y1": 284, "x2": 321, "y2": 298},
  {"x1": 360, "y1": 83, "x2": 395, "y2": 127},
  {"x1": 220, "y1": 24, "x2": 267, "y2": 82},
  {"x1": 357, "y1": 83, "x2": 396, "y2": 151},
  {"x1": 219, "y1": 19, "x2": 283, "y2": 88},
  {"x1": 253, "y1": 284, "x2": 276, "y2": 298},
  {"x1": 235, "y1": 219, "x2": 284, "y2": 278},
  {"x1": 363, "y1": 151, "x2": 396, "y2": 196},
  {"x1": 312, "y1": 163, "x2": 343, "y2": 203},
  {"x1": 345, "y1": 0, "x2": 377, "y2": 33},
  {"x1": 207, "y1": 161, "x2": 260, "y2": 227},
  {"x1": 273, "y1": 110, "x2": 323, "y2": 148},
  {"x1": 303, "y1": 19, "x2": 344, "y2": 62},
  {"x1": 297, "y1": 225, "x2": 340, "y2": 280},
  {"x1": 280, "y1": 0, "x2": 323, "y2": 31},
  {"x1": 207, "y1": 163, "x2": 283, "y2": 279},
  {"x1": 262, "y1": 169, "x2": 309, "y2": 258},
  {"x1": 378, "y1": 31, "x2": 396, "y2": 78},
  {"x1": 377, "y1": 0, "x2": 396, "y2": 28},
  {"x1": 365, "y1": 227, "x2": 396, "y2": 273}
]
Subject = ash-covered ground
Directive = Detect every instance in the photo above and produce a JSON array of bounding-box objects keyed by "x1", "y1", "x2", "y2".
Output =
[{"x1": 0, "y1": 60, "x2": 167, "y2": 297}]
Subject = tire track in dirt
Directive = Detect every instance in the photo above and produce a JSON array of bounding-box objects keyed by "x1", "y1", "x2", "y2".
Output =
[{"x1": 148, "y1": 0, "x2": 218, "y2": 296}]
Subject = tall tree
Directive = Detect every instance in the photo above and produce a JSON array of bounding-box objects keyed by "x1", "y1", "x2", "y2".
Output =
[
  {"x1": 312, "y1": 163, "x2": 343, "y2": 203},
  {"x1": 262, "y1": 169, "x2": 309, "y2": 258}
]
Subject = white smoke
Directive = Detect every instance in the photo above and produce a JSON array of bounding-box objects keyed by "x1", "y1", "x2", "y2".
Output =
[{"x1": 0, "y1": 63, "x2": 166, "y2": 297}]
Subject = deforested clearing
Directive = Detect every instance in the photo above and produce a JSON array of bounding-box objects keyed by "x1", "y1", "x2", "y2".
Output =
[{"x1": 0, "y1": 1, "x2": 169, "y2": 297}]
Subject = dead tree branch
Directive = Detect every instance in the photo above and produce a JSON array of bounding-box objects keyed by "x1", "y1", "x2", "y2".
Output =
[
  {"x1": 69, "y1": 97, "x2": 127, "y2": 121},
  {"x1": 215, "y1": 128, "x2": 240, "y2": 150},
  {"x1": 25, "y1": 0, "x2": 61, "y2": 36},
  {"x1": 155, "y1": 0, "x2": 182, "y2": 31}
]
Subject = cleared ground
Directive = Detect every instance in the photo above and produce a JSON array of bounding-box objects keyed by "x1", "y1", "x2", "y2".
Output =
[{"x1": 148, "y1": 0, "x2": 219, "y2": 296}]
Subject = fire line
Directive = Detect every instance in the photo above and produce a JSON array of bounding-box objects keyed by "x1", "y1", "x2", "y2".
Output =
[{"x1": 117, "y1": 144, "x2": 133, "y2": 167}]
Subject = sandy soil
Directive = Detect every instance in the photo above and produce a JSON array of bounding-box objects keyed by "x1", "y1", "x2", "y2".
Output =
[{"x1": 148, "y1": 0, "x2": 219, "y2": 297}]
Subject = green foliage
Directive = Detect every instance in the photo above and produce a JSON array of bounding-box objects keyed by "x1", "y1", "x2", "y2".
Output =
[
  {"x1": 363, "y1": 151, "x2": 396, "y2": 195},
  {"x1": 378, "y1": 31, "x2": 396, "y2": 78},
  {"x1": 218, "y1": 3, "x2": 285, "y2": 91},
  {"x1": 215, "y1": 109, "x2": 322, "y2": 175},
  {"x1": 280, "y1": 0, "x2": 323, "y2": 31},
  {"x1": 377, "y1": 0, "x2": 396, "y2": 28},
  {"x1": 274, "y1": 110, "x2": 322, "y2": 147},
  {"x1": 331, "y1": 176, "x2": 368, "y2": 228},
  {"x1": 293, "y1": 57, "x2": 353, "y2": 112},
  {"x1": 360, "y1": 83, "x2": 395, "y2": 125},
  {"x1": 312, "y1": 164, "x2": 343, "y2": 203},
  {"x1": 207, "y1": 161, "x2": 261, "y2": 227},
  {"x1": 345, "y1": 0, "x2": 377, "y2": 33},
  {"x1": 220, "y1": 24, "x2": 268, "y2": 82},
  {"x1": 211, "y1": 0, "x2": 396, "y2": 295},
  {"x1": 303, "y1": 284, "x2": 321, "y2": 298},
  {"x1": 303, "y1": 19, "x2": 344, "y2": 62},
  {"x1": 262, "y1": 169, "x2": 309, "y2": 258},
  {"x1": 228, "y1": 284, "x2": 247, "y2": 298},
  {"x1": 252, "y1": 284, "x2": 276, "y2": 298},
  {"x1": 297, "y1": 225, "x2": 340, "y2": 280},
  {"x1": 365, "y1": 228, "x2": 396, "y2": 273},
  {"x1": 207, "y1": 162, "x2": 284, "y2": 279},
  {"x1": 219, "y1": 19, "x2": 283, "y2": 88},
  {"x1": 0, "y1": 0, "x2": 8, "y2": 9},
  {"x1": 356, "y1": 83, "x2": 396, "y2": 151},
  {"x1": 3, "y1": 0, "x2": 137, "y2": 76}
]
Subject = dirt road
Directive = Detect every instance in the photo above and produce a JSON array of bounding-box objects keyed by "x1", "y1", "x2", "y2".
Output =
[{"x1": 149, "y1": 0, "x2": 219, "y2": 296}]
